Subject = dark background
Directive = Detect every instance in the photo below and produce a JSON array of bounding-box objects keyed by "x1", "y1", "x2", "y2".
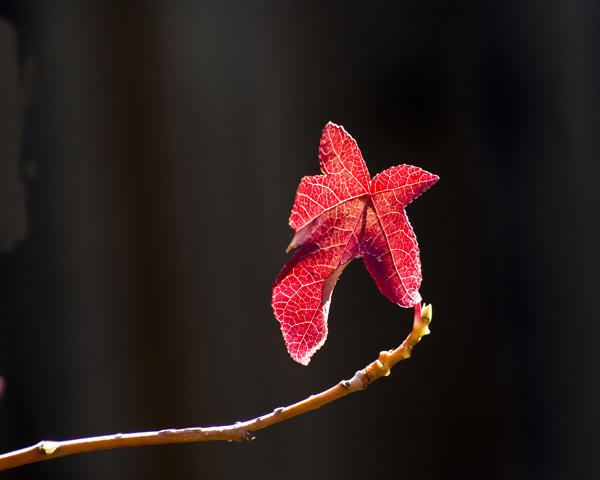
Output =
[{"x1": 1, "y1": 1, "x2": 598, "y2": 479}]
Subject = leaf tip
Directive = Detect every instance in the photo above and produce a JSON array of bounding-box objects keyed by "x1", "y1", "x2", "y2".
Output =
[
  {"x1": 285, "y1": 225, "x2": 312, "y2": 252},
  {"x1": 289, "y1": 346, "x2": 314, "y2": 366}
]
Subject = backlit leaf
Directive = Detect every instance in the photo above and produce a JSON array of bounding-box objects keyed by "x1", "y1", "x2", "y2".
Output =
[{"x1": 272, "y1": 123, "x2": 438, "y2": 365}]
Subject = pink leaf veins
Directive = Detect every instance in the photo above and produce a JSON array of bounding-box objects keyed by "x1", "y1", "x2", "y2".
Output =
[{"x1": 272, "y1": 122, "x2": 438, "y2": 365}]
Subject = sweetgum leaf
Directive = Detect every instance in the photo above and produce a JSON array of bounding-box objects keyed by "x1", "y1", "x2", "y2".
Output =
[{"x1": 272, "y1": 123, "x2": 438, "y2": 365}]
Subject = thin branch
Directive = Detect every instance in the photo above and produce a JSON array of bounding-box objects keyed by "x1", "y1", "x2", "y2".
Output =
[{"x1": 0, "y1": 303, "x2": 432, "y2": 472}]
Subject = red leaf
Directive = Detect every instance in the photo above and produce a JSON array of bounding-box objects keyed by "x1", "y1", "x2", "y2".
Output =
[{"x1": 272, "y1": 123, "x2": 438, "y2": 365}]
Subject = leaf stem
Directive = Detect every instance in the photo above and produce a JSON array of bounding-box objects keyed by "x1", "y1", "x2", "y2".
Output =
[{"x1": 0, "y1": 303, "x2": 432, "y2": 472}]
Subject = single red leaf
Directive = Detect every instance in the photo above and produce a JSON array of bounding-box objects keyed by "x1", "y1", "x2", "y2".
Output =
[{"x1": 272, "y1": 123, "x2": 438, "y2": 365}]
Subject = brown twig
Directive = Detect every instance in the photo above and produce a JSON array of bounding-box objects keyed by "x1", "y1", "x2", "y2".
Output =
[{"x1": 0, "y1": 303, "x2": 432, "y2": 471}]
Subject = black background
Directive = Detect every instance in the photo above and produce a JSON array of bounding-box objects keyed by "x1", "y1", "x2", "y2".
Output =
[{"x1": 1, "y1": 1, "x2": 599, "y2": 479}]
